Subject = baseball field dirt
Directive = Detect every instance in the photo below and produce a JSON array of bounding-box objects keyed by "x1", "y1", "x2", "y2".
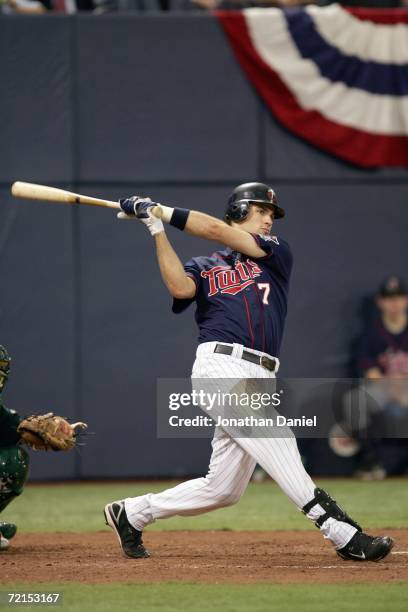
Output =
[{"x1": 3, "y1": 529, "x2": 407, "y2": 584}]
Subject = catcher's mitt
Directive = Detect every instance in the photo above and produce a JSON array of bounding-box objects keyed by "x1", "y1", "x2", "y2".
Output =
[{"x1": 17, "y1": 412, "x2": 87, "y2": 451}]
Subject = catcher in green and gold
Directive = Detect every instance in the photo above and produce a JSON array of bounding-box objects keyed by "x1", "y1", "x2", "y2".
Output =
[
  {"x1": 0, "y1": 345, "x2": 87, "y2": 551},
  {"x1": 0, "y1": 345, "x2": 28, "y2": 551}
]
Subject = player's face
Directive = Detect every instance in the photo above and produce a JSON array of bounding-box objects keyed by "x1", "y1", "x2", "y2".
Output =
[
  {"x1": 241, "y1": 204, "x2": 274, "y2": 235},
  {"x1": 377, "y1": 295, "x2": 408, "y2": 319}
]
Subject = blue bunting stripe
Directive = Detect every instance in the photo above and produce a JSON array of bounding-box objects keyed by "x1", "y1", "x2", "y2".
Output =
[{"x1": 284, "y1": 8, "x2": 408, "y2": 96}]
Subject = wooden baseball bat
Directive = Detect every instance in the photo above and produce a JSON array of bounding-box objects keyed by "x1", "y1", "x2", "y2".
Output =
[{"x1": 10, "y1": 182, "x2": 163, "y2": 217}]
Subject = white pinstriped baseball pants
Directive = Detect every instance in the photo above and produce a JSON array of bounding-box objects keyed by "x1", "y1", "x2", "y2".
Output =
[{"x1": 125, "y1": 342, "x2": 357, "y2": 549}]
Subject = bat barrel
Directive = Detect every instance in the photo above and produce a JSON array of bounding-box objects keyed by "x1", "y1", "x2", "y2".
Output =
[{"x1": 11, "y1": 182, "x2": 120, "y2": 210}]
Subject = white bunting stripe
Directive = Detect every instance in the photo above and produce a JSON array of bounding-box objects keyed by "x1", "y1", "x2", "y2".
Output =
[{"x1": 307, "y1": 4, "x2": 408, "y2": 66}]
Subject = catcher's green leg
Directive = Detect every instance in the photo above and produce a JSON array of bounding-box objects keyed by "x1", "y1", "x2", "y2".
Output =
[
  {"x1": 0, "y1": 445, "x2": 30, "y2": 543},
  {"x1": 0, "y1": 522, "x2": 17, "y2": 539}
]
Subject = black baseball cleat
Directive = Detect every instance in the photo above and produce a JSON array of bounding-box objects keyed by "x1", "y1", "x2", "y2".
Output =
[
  {"x1": 0, "y1": 522, "x2": 17, "y2": 540},
  {"x1": 337, "y1": 532, "x2": 394, "y2": 562},
  {"x1": 104, "y1": 501, "x2": 150, "y2": 559}
]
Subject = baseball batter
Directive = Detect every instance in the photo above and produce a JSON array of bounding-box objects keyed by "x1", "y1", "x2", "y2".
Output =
[{"x1": 104, "y1": 183, "x2": 394, "y2": 562}]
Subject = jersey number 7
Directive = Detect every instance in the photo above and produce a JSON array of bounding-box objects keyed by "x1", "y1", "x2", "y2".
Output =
[{"x1": 257, "y1": 283, "x2": 270, "y2": 305}]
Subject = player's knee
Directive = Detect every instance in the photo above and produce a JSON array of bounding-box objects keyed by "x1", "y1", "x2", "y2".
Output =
[
  {"x1": 224, "y1": 491, "x2": 242, "y2": 506},
  {"x1": 0, "y1": 446, "x2": 30, "y2": 513},
  {"x1": 212, "y1": 488, "x2": 242, "y2": 508},
  {"x1": 203, "y1": 473, "x2": 244, "y2": 507}
]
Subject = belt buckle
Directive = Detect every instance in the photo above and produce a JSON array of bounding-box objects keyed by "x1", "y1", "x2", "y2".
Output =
[{"x1": 260, "y1": 355, "x2": 274, "y2": 372}]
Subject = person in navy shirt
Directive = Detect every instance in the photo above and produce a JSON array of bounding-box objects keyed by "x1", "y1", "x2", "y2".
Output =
[
  {"x1": 350, "y1": 276, "x2": 408, "y2": 479},
  {"x1": 103, "y1": 182, "x2": 394, "y2": 564},
  {"x1": 357, "y1": 276, "x2": 408, "y2": 379}
]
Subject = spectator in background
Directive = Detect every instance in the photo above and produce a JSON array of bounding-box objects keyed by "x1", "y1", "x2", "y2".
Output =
[
  {"x1": 346, "y1": 276, "x2": 408, "y2": 479},
  {"x1": 191, "y1": 0, "x2": 305, "y2": 8},
  {"x1": 1, "y1": 0, "x2": 48, "y2": 13},
  {"x1": 357, "y1": 276, "x2": 408, "y2": 380},
  {"x1": 191, "y1": 0, "x2": 405, "y2": 9},
  {"x1": 1, "y1": 0, "x2": 96, "y2": 13}
]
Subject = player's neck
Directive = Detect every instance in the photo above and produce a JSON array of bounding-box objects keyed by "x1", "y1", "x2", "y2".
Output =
[{"x1": 382, "y1": 312, "x2": 407, "y2": 334}]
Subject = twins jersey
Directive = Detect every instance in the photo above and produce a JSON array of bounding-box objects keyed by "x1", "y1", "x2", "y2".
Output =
[
  {"x1": 173, "y1": 234, "x2": 293, "y2": 357},
  {"x1": 357, "y1": 318, "x2": 408, "y2": 376}
]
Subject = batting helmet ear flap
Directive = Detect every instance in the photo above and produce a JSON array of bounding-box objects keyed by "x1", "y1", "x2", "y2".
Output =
[{"x1": 225, "y1": 200, "x2": 251, "y2": 223}]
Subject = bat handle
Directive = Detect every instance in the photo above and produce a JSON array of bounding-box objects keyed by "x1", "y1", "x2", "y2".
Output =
[
  {"x1": 151, "y1": 205, "x2": 163, "y2": 219},
  {"x1": 117, "y1": 205, "x2": 163, "y2": 221}
]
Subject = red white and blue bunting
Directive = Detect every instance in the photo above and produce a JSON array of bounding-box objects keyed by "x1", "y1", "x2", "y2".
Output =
[{"x1": 217, "y1": 6, "x2": 408, "y2": 167}]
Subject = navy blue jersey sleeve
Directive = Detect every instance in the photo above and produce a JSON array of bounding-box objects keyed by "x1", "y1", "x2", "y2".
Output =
[
  {"x1": 251, "y1": 234, "x2": 293, "y2": 276},
  {"x1": 273, "y1": 238, "x2": 293, "y2": 277},
  {"x1": 251, "y1": 233, "x2": 274, "y2": 257},
  {"x1": 172, "y1": 258, "x2": 201, "y2": 314}
]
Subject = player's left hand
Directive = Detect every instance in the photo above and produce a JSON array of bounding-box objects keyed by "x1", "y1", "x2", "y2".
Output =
[
  {"x1": 17, "y1": 413, "x2": 88, "y2": 452},
  {"x1": 119, "y1": 195, "x2": 150, "y2": 216},
  {"x1": 118, "y1": 196, "x2": 164, "y2": 236}
]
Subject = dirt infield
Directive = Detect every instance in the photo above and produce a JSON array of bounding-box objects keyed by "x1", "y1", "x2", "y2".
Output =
[{"x1": 2, "y1": 530, "x2": 408, "y2": 585}]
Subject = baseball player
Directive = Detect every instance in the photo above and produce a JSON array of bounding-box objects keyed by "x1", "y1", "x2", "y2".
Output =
[
  {"x1": 0, "y1": 346, "x2": 28, "y2": 550},
  {"x1": 104, "y1": 183, "x2": 394, "y2": 562},
  {"x1": 0, "y1": 344, "x2": 87, "y2": 550}
]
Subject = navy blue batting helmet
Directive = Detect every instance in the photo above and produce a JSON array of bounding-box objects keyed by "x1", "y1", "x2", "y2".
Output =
[{"x1": 225, "y1": 182, "x2": 285, "y2": 223}]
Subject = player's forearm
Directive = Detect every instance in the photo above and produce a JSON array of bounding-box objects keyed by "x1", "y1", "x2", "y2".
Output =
[
  {"x1": 154, "y1": 232, "x2": 195, "y2": 299},
  {"x1": 159, "y1": 207, "x2": 224, "y2": 240},
  {"x1": 160, "y1": 208, "x2": 263, "y2": 257},
  {"x1": 184, "y1": 211, "x2": 225, "y2": 241}
]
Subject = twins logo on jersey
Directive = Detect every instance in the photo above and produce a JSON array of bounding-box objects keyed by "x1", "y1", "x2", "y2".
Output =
[
  {"x1": 201, "y1": 260, "x2": 263, "y2": 297},
  {"x1": 379, "y1": 349, "x2": 408, "y2": 376}
]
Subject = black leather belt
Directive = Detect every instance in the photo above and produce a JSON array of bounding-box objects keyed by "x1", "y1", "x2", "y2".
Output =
[{"x1": 214, "y1": 343, "x2": 277, "y2": 373}]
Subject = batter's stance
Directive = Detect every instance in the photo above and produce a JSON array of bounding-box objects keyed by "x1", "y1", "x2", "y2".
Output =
[{"x1": 105, "y1": 183, "x2": 393, "y2": 562}]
